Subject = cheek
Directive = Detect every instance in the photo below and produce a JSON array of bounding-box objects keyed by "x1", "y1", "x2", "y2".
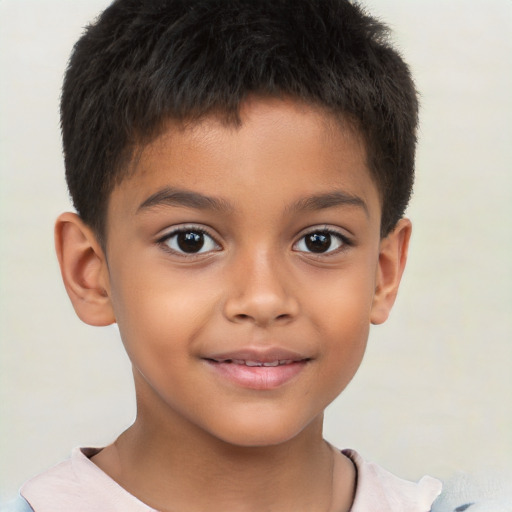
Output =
[
  {"x1": 307, "y1": 267, "x2": 375, "y2": 390},
  {"x1": 322, "y1": 313, "x2": 369, "y2": 389},
  {"x1": 108, "y1": 263, "x2": 215, "y2": 370},
  {"x1": 308, "y1": 262, "x2": 376, "y2": 332},
  {"x1": 327, "y1": 316, "x2": 369, "y2": 383}
]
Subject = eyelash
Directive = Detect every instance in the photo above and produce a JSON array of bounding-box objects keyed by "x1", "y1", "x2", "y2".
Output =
[
  {"x1": 293, "y1": 228, "x2": 353, "y2": 256},
  {"x1": 157, "y1": 225, "x2": 221, "y2": 256},
  {"x1": 156, "y1": 225, "x2": 352, "y2": 257}
]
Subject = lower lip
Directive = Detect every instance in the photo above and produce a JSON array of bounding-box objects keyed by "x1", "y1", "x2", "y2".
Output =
[{"x1": 205, "y1": 360, "x2": 308, "y2": 390}]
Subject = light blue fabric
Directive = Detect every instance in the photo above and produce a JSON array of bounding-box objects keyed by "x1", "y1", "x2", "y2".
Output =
[{"x1": 0, "y1": 496, "x2": 34, "y2": 512}]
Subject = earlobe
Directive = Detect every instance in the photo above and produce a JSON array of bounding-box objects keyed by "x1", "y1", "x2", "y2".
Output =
[
  {"x1": 55, "y1": 212, "x2": 116, "y2": 326},
  {"x1": 370, "y1": 218, "x2": 412, "y2": 325}
]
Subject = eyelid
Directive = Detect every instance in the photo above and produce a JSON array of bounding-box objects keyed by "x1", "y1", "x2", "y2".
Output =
[
  {"x1": 293, "y1": 226, "x2": 353, "y2": 254},
  {"x1": 156, "y1": 224, "x2": 222, "y2": 255}
]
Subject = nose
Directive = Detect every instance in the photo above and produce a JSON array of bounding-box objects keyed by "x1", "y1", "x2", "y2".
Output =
[{"x1": 223, "y1": 249, "x2": 300, "y2": 327}]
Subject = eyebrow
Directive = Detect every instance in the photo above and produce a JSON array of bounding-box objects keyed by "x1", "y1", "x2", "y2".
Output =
[
  {"x1": 138, "y1": 187, "x2": 233, "y2": 213},
  {"x1": 288, "y1": 191, "x2": 368, "y2": 216},
  {"x1": 138, "y1": 187, "x2": 368, "y2": 216}
]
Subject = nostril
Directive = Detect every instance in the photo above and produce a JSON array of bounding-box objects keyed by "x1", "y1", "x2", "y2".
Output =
[{"x1": 224, "y1": 294, "x2": 299, "y2": 325}]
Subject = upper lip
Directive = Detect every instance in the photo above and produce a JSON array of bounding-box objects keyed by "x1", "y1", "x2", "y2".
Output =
[{"x1": 204, "y1": 347, "x2": 311, "y2": 363}]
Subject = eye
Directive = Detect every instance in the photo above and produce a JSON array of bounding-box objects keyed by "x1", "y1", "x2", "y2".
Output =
[
  {"x1": 294, "y1": 230, "x2": 348, "y2": 254},
  {"x1": 160, "y1": 228, "x2": 220, "y2": 255}
]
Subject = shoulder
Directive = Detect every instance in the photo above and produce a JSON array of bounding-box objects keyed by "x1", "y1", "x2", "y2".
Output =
[
  {"x1": 20, "y1": 449, "x2": 83, "y2": 511},
  {"x1": 19, "y1": 447, "x2": 156, "y2": 512},
  {"x1": 343, "y1": 449, "x2": 442, "y2": 512}
]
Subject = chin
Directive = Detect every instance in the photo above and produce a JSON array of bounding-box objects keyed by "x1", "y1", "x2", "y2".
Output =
[{"x1": 208, "y1": 413, "x2": 319, "y2": 449}]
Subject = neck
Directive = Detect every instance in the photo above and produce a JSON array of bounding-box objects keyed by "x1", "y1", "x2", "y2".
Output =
[{"x1": 92, "y1": 379, "x2": 355, "y2": 512}]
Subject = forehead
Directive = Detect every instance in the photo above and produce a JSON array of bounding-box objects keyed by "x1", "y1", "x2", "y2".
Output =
[{"x1": 108, "y1": 97, "x2": 379, "y2": 224}]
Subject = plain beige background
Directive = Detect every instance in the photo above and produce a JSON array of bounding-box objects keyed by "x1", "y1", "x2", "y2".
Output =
[{"x1": 1, "y1": 0, "x2": 511, "y2": 504}]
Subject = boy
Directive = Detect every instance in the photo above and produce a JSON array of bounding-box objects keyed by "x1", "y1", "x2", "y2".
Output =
[{"x1": 8, "y1": 0, "x2": 442, "y2": 510}]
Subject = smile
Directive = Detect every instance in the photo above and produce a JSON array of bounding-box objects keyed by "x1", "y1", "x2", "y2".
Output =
[
  {"x1": 204, "y1": 353, "x2": 310, "y2": 390},
  {"x1": 210, "y1": 359, "x2": 299, "y2": 367}
]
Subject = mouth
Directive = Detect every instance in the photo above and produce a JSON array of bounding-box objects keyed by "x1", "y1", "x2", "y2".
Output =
[
  {"x1": 203, "y1": 351, "x2": 311, "y2": 390},
  {"x1": 206, "y1": 358, "x2": 306, "y2": 367}
]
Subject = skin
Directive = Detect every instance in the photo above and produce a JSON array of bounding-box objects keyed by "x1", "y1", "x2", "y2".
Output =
[{"x1": 55, "y1": 96, "x2": 411, "y2": 512}]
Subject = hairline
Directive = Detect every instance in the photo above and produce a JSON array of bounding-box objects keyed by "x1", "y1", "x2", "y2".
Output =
[{"x1": 94, "y1": 98, "x2": 391, "y2": 249}]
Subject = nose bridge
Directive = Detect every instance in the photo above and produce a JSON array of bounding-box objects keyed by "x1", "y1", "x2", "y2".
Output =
[{"x1": 223, "y1": 244, "x2": 299, "y2": 326}]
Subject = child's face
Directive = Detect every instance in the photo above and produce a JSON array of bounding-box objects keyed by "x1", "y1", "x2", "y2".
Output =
[{"x1": 97, "y1": 97, "x2": 401, "y2": 446}]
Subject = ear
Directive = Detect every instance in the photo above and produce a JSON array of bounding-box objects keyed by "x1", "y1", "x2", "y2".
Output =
[
  {"x1": 370, "y1": 218, "x2": 412, "y2": 325},
  {"x1": 55, "y1": 212, "x2": 116, "y2": 326}
]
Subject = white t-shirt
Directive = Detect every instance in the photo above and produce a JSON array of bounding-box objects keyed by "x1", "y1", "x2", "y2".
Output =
[{"x1": 20, "y1": 447, "x2": 442, "y2": 511}]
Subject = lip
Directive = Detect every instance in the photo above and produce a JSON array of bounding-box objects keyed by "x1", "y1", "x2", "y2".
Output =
[
  {"x1": 203, "y1": 347, "x2": 311, "y2": 390},
  {"x1": 206, "y1": 347, "x2": 309, "y2": 363}
]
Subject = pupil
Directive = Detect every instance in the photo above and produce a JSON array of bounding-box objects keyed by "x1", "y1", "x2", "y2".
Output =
[
  {"x1": 177, "y1": 231, "x2": 204, "y2": 253},
  {"x1": 305, "y1": 233, "x2": 331, "y2": 253}
]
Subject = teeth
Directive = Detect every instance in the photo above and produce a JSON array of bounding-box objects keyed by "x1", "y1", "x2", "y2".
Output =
[{"x1": 223, "y1": 359, "x2": 294, "y2": 367}]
